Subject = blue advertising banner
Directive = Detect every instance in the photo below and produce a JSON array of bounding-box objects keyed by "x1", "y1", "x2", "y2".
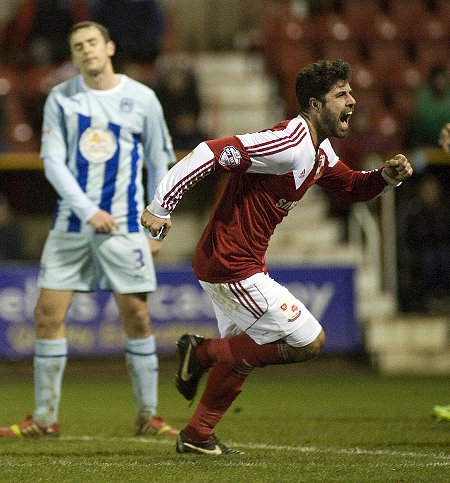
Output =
[{"x1": 0, "y1": 264, "x2": 360, "y2": 359}]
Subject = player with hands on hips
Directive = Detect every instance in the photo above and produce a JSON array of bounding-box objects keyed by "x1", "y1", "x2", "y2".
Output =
[
  {"x1": 140, "y1": 59, "x2": 413, "y2": 455},
  {"x1": 0, "y1": 21, "x2": 178, "y2": 439}
]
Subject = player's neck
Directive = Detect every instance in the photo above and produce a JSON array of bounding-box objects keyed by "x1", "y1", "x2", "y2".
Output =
[
  {"x1": 82, "y1": 70, "x2": 120, "y2": 91},
  {"x1": 300, "y1": 112, "x2": 322, "y2": 148}
]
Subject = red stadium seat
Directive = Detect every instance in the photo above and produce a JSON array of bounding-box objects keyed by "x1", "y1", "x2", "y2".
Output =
[
  {"x1": 311, "y1": 13, "x2": 356, "y2": 41},
  {"x1": 414, "y1": 41, "x2": 450, "y2": 73},
  {"x1": 367, "y1": 41, "x2": 411, "y2": 76},
  {"x1": 321, "y1": 40, "x2": 366, "y2": 64}
]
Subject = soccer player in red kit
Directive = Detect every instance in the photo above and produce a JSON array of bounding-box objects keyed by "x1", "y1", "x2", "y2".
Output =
[{"x1": 141, "y1": 60, "x2": 413, "y2": 455}]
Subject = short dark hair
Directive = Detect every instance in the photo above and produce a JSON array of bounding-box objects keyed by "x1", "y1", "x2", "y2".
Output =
[
  {"x1": 295, "y1": 60, "x2": 352, "y2": 111},
  {"x1": 69, "y1": 21, "x2": 112, "y2": 44}
]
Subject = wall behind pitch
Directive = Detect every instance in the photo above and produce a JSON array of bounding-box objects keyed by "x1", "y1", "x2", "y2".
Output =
[{"x1": 0, "y1": 263, "x2": 360, "y2": 358}]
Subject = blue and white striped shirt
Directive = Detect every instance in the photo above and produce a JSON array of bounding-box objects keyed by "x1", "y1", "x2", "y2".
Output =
[{"x1": 41, "y1": 74, "x2": 175, "y2": 233}]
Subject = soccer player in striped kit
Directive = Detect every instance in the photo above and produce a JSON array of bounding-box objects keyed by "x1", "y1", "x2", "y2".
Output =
[
  {"x1": 141, "y1": 59, "x2": 413, "y2": 455},
  {"x1": 0, "y1": 21, "x2": 178, "y2": 439}
]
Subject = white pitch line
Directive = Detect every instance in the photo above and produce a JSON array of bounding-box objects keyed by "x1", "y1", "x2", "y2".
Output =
[{"x1": 59, "y1": 436, "x2": 450, "y2": 462}]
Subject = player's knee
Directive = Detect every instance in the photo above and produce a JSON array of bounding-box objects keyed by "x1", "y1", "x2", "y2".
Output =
[
  {"x1": 120, "y1": 306, "x2": 151, "y2": 338},
  {"x1": 34, "y1": 300, "x2": 65, "y2": 335},
  {"x1": 286, "y1": 329, "x2": 326, "y2": 363}
]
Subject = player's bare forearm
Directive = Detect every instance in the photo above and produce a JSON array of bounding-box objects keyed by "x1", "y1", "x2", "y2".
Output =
[
  {"x1": 383, "y1": 154, "x2": 413, "y2": 182},
  {"x1": 141, "y1": 209, "x2": 172, "y2": 239}
]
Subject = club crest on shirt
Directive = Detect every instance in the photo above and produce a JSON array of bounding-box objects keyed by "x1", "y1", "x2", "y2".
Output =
[
  {"x1": 120, "y1": 98, "x2": 134, "y2": 113},
  {"x1": 219, "y1": 146, "x2": 241, "y2": 167},
  {"x1": 79, "y1": 127, "x2": 118, "y2": 163}
]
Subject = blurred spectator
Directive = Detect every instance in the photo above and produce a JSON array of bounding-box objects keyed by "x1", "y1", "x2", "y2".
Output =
[
  {"x1": 405, "y1": 64, "x2": 450, "y2": 149},
  {"x1": 397, "y1": 173, "x2": 450, "y2": 312},
  {"x1": 89, "y1": 0, "x2": 165, "y2": 66},
  {"x1": 0, "y1": 192, "x2": 25, "y2": 261},
  {"x1": 1, "y1": 0, "x2": 90, "y2": 66},
  {"x1": 154, "y1": 63, "x2": 208, "y2": 150}
]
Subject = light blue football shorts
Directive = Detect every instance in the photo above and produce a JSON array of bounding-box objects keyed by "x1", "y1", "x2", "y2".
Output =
[{"x1": 38, "y1": 230, "x2": 157, "y2": 293}]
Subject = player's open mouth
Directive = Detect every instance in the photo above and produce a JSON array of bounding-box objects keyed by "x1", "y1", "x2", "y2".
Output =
[{"x1": 340, "y1": 111, "x2": 353, "y2": 125}]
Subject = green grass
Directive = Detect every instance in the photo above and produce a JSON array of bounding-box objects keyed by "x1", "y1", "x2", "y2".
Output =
[{"x1": 0, "y1": 357, "x2": 448, "y2": 482}]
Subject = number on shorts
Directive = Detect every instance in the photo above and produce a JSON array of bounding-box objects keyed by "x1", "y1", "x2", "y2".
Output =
[{"x1": 133, "y1": 248, "x2": 145, "y2": 269}]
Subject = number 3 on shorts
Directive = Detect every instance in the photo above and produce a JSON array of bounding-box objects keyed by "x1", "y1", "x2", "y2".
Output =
[{"x1": 133, "y1": 248, "x2": 145, "y2": 270}]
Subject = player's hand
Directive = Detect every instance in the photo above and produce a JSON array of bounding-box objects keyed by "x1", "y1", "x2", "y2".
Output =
[
  {"x1": 89, "y1": 210, "x2": 119, "y2": 232},
  {"x1": 141, "y1": 209, "x2": 172, "y2": 239},
  {"x1": 148, "y1": 237, "x2": 163, "y2": 256},
  {"x1": 439, "y1": 123, "x2": 450, "y2": 153},
  {"x1": 383, "y1": 154, "x2": 413, "y2": 182}
]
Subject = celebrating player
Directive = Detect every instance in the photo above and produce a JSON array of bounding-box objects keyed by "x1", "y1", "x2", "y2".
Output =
[
  {"x1": 141, "y1": 59, "x2": 413, "y2": 455},
  {"x1": 0, "y1": 21, "x2": 178, "y2": 438}
]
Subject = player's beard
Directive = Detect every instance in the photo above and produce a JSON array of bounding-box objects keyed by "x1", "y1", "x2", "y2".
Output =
[{"x1": 320, "y1": 104, "x2": 349, "y2": 139}]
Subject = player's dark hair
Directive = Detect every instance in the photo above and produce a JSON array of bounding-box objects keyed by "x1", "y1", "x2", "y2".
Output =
[
  {"x1": 69, "y1": 21, "x2": 112, "y2": 44},
  {"x1": 296, "y1": 60, "x2": 352, "y2": 111}
]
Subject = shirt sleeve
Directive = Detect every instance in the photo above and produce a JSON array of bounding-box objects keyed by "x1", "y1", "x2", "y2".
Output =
[
  {"x1": 317, "y1": 159, "x2": 388, "y2": 202},
  {"x1": 40, "y1": 91, "x2": 99, "y2": 223},
  {"x1": 142, "y1": 91, "x2": 176, "y2": 203}
]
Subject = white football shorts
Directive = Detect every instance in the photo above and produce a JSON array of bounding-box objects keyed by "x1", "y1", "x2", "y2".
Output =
[
  {"x1": 199, "y1": 272, "x2": 322, "y2": 347},
  {"x1": 38, "y1": 230, "x2": 157, "y2": 293}
]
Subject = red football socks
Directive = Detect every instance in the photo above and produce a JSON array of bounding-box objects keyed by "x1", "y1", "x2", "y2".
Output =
[
  {"x1": 183, "y1": 362, "x2": 250, "y2": 441},
  {"x1": 196, "y1": 332, "x2": 289, "y2": 368}
]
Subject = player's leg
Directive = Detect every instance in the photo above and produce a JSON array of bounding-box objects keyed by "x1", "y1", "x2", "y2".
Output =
[
  {"x1": 0, "y1": 231, "x2": 92, "y2": 438},
  {"x1": 0, "y1": 288, "x2": 73, "y2": 438},
  {"x1": 33, "y1": 288, "x2": 74, "y2": 426},
  {"x1": 115, "y1": 291, "x2": 178, "y2": 437},
  {"x1": 177, "y1": 273, "x2": 324, "y2": 401},
  {"x1": 175, "y1": 273, "x2": 324, "y2": 454},
  {"x1": 95, "y1": 233, "x2": 178, "y2": 437}
]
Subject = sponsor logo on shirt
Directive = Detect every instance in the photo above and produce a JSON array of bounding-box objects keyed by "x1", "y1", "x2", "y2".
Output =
[
  {"x1": 276, "y1": 199, "x2": 299, "y2": 211},
  {"x1": 79, "y1": 127, "x2": 118, "y2": 163},
  {"x1": 219, "y1": 146, "x2": 241, "y2": 167}
]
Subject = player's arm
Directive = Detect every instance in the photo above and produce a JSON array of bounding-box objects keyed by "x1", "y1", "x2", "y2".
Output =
[
  {"x1": 317, "y1": 154, "x2": 412, "y2": 203},
  {"x1": 141, "y1": 91, "x2": 176, "y2": 243},
  {"x1": 141, "y1": 141, "x2": 215, "y2": 238},
  {"x1": 141, "y1": 136, "x2": 251, "y2": 237}
]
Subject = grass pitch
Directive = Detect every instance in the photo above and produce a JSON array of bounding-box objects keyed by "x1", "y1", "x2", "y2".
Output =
[{"x1": 0, "y1": 356, "x2": 448, "y2": 482}]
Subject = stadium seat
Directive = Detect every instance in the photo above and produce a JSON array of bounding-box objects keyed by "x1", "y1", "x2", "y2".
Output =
[
  {"x1": 339, "y1": 0, "x2": 385, "y2": 40},
  {"x1": 435, "y1": 0, "x2": 450, "y2": 20},
  {"x1": 397, "y1": 12, "x2": 449, "y2": 41},
  {"x1": 320, "y1": 40, "x2": 366, "y2": 64},
  {"x1": 370, "y1": 107, "x2": 405, "y2": 151},
  {"x1": 413, "y1": 41, "x2": 450, "y2": 73},
  {"x1": 367, "y1": 41, "x2": 411, "y2": 78},
  {"x1": 388, "y1": 0, "x2": 430, "y2": 29},
  {"x1": 390, "y1": 88, "x2": 417, "y2": 120},
  {"x1": 261, "y1": 7, "x2": 316, "y2": 78},
  {"x1": 358, "y1": 13, "x2": 401, "y2": 41},
  {"x1": 311, "y1": 13, "x2": 356, "y2": 41}
]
